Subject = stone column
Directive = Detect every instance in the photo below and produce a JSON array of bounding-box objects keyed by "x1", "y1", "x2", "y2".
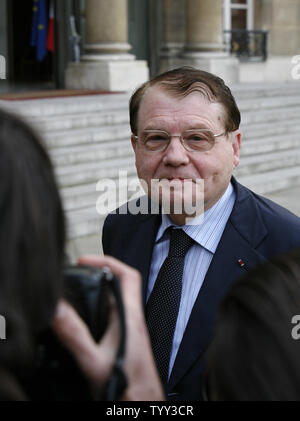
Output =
[
  {"x1": 250, "y1": 0, "x2": 300, "y2": 82},
  {"x1": 159, "y1": 0, "x2": 186, "y2": 73},
  {"x1": 83, "y1": 0, "x2": 132, "y2": 58},
  {"x1": 259, "y1": 0, "x2": 300, "y2": 56},
  {"x1": 173, "y1": 0, "x2": 239, "y2": 83},
  {"x1": 65, "y1": 0, "x2": 149, "y2": 92},
  {"x1": 185, "y1": 0, "x2": 223, "y2": 53}
]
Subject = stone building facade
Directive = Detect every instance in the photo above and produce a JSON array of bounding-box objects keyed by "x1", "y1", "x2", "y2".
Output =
[
  {"x1": 67, "y1": 0, "x2": 300, "y2": 87},
  {"x1": 0, "y1": 0, "x2": 300, "y2": 90}
]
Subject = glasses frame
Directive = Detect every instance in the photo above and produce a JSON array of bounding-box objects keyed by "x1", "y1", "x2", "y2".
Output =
[{"x1": 132, "y1": 129, "x2": 227, "y2": 153}]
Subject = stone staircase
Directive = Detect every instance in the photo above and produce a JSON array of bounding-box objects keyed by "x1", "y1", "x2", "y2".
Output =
[
  {"x1": 0, "y1": 93, "x2": 134, "y2": 256},
  {"x1": 0, "y1": 82, "x2": 300, "y2": 258},
  {"x1": 232, "y1": 83, "x2": 300, "y2": 194}
]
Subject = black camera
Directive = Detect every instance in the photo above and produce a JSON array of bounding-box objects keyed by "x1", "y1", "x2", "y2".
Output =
[
  {"x1": 23, "y1": 265, "x2": 118, "y2": 401},
  {"x1": 63, "y1": 265, "x2": 112, "y2": 341}
]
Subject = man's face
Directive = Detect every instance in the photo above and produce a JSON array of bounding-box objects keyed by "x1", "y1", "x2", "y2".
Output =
[{"x1": 131, "y1": 86, "x2": 241, "y2": 224}]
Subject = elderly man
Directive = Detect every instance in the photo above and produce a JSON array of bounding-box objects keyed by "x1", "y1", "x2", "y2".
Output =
[{"x1": 102, "y1": 67, "x2": 300, "y2": 400}]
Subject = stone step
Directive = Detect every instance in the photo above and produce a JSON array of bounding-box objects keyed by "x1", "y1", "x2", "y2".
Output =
[
  {"x1": 55, "y1": 156, "x2": 136, "y2": 187},
  {"x1": 0, "y1": 93, "x2": 130, "y2": 118},
  {"x1": 66, "y1": 207, "x2": 105, "y2": 240},
  {"x1": 241, "y1": 106, "x2": 300, "y2": 126},
  {"x1": 28, "y1": 109, "x2": 129, "y2": 133},
  {"x1": 238, "y1": 166, "x2": 300, "y2": 195},
  {"x1": 43, "y1": 123, "x2": 131, "y2": 149},
  {"x1": 50, "y1": 139, "x2": 133, "y2": 166},
  {"x1": 61, "y1": 186, "x2": 105, "y2": 213},
  {"x1": 237, "y1": 95, "x2": 300, "y2": 112},
  {"x1": 241, "y1": 132, "x2": 300, "y2": 156},
  {"x1": 66, "y1": 186, "x2": 145, "y2": 239},
  {"x1": 232, "y1": 83, "x2": 300, "y2": 100},
  {"x1": 236, "y1": 148, "x2": 300, "y2": 177},
  {"x1": 61, "y1": 183, "x2": 98, "y2": 211},
  {"x1": 60, "y1": 174, "x2": 140, "y2": 212},
  {"x1": 241, "y1": 116, "x2": 300, "y2": 139}
]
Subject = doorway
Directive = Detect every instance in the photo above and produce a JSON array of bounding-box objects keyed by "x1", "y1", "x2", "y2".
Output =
[
  {"x1": 223, "y1": 0, "x2": 254, "y2": 32},
  {"x1": 7, "y1": 0, "x2": 54, "y2": 83}
]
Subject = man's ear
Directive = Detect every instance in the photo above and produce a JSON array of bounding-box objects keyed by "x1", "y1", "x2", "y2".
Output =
[
  {"x1": 232, "y1": 129, "x2": 242, "y2": 168},
  {"x1": 131, "y1": 134, "x2": 137, "y2": 152}
]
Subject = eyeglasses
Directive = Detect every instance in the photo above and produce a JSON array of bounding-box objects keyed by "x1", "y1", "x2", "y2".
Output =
[{"x1": 133, "y1": 129, "x2": 226, "y2": 153}]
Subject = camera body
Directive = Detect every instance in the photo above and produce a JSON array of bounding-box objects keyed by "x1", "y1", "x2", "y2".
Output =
[
  {"x1": 24, "y1": 265, "x2": 114, "y2": 401},
  {"x1": 63, "y1": 265, "x2": 111, "y2": 341}
]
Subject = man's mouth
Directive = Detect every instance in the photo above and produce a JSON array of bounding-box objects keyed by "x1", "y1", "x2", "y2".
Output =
[{"x1": 159, "y1": 177, "x2": 196, "y2": 183}]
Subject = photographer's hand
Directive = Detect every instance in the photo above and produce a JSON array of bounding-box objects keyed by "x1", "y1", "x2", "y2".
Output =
[{"x1": 51, "y1": 255, "x2": 164, "y2": 401}]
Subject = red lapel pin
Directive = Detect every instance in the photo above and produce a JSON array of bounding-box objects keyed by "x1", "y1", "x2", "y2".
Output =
[{"x1": 238, "y1": 259, "x2": 246, "y2": 268}]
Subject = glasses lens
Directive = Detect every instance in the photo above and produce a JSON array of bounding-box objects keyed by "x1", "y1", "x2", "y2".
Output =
[
  {"x1": 143, "y1": 131, "x2": 169, "y2": 151},
  {"x1": 183, "y1": 130, "x2": 214, "y2": 151}
]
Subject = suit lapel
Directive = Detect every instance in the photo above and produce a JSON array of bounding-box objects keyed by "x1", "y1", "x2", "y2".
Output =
[{"x1": 168, "y1": 179, "x2": 269, "y2": 390}]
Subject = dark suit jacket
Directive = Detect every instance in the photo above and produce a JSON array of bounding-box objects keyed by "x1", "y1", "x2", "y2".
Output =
[{"x1": 102, "y1": 178, "x2": 300, "y2": 400}]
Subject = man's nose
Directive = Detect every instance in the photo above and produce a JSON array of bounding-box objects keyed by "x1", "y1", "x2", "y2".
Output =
[{"x1": 162, "y1": 136, "x2": 189, "y2": 166}]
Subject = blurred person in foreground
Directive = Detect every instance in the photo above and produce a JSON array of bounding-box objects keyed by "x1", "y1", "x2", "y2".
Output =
[
  {"x1": 205, "y1": 248, "x2": 300, "y2": 401},
  {"x1": 0, "y1": 108, "x2": 163, "y2": 401}
]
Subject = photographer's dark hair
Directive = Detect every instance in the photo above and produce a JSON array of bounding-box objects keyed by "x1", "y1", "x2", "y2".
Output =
[
  {"x1": 0, "y1": 108, "x2": 65, "y2": 377},
  {"x1": 206, "y1": 248, "x2": 300, "y2": 401},
  {"x1": 130, "y1": 66, "x2": 241, "y2": 135}
]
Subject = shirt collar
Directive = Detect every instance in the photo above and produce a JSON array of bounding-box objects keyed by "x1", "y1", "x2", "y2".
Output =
[{"x1": 156, "y1": 182, "x2": 235, "y2": 253}]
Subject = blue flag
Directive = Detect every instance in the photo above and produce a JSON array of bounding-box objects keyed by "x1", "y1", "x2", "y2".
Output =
[{"x1": 30, "y1": 0, "x2": 48, "y2": 62}]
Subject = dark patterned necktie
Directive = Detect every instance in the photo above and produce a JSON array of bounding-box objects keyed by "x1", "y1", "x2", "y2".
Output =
[{"x1": 146, "y1": 228, "x2": 195, "y2": 384}]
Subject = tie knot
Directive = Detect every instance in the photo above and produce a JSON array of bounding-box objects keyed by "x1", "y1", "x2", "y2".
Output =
[{"x1": 168, "y1": 228, "x2": 194, "y2": 257}]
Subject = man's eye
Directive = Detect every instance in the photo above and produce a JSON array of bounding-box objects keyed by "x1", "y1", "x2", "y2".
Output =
[
  {"x1": 186, "y1": 134, "x2": 206, "y2": 142},
  {"x1": 147, "y1": 135, "x2": 168, "y2": 142}
]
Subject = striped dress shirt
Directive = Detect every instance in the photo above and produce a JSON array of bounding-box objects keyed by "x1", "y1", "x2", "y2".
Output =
[{"x1": 146, "y1": 182, "x2": 236, "y2": 379}]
